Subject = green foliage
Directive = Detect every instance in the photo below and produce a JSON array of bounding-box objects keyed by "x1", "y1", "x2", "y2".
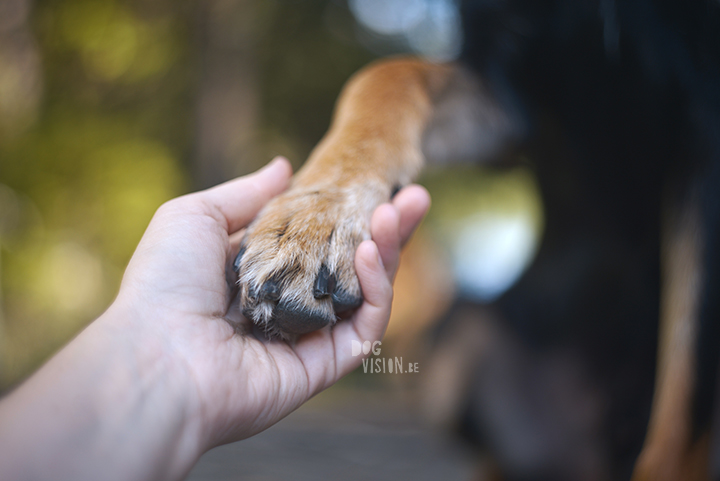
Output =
[
  {"x1": 0, "y1": 0, "x2": 377, "y2": 388},
  {"x1": 0, "y1": 0, "x2": 193, "y2": 387},
  {"x1": 0, "y1": 0, "x2": 538, "y2": 390},
  {"x1": 256, "y1": 0, "x2": 374, "y2": 167}
]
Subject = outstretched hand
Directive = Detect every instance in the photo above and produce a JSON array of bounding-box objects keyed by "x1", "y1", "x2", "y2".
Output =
[
  {"x1": 0, "y1": 157, "x2": 430, "y2": 481},
  {"x1": 116, "y1": 156, "x2": 430, "y2": 446}
]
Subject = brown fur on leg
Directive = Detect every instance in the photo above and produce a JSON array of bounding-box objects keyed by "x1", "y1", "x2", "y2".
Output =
[
  {"x1": 632, "y1": 197, "x2": 709, "y2": 481},
  {"x1": 237, "y1": 58, "x2": 513, "y2": 337}
]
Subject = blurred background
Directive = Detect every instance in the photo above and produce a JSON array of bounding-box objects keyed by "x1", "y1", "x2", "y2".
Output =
[{"x1": 0, "y1": 0, "x2": 541, "y2": 478}]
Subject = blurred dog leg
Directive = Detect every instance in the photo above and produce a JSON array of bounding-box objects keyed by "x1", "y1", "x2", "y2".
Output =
[
  {"x1": 633, "y1": 195, "x2": 708, "y2": 481},
  {"x1": 421, "y1": 304, "x2": 498, "y2": 430},
  {"x1": 384, "y1": 230, "x2": 455, "y2": 356}
]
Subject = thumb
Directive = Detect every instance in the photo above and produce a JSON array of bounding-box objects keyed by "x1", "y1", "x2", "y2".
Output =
[{"x1": 199, "y1": 157, "x2": 293, "y2": 233}]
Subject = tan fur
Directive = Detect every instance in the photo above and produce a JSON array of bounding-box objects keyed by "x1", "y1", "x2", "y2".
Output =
[
  {"x1": 632, "y1": 198, "x2": 707, "y2": 481},
  {"x1": 238, "y1": 58, "x2": 518, "y2": 335},
  {"x1": 385, "y1": 231, "x2": 455, "y2": 349},
  {"x1": 239, "y1": 59, "x2": 463, "y2": 334},
  {"x1": 421, "y1": 306, "x2": 498, "y2": 429}
]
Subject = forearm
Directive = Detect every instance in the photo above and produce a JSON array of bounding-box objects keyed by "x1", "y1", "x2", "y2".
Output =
[{"x1": 0, "y1": 305, "x2": 203, "y2": 481}]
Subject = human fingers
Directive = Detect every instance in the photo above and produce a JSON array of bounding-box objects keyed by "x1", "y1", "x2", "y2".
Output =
[
  {"x1": 371, "y1": 185, "x2": 430, "y2": 279},
  {"x1": 392, "y1": 184, "x2": 431, "y2": 246},
  {"x1": 369, "y1": 204, "x2": 402, "y2": 279},
  {"x1": 329, "y1": 240, "x2": 393, "y2": 379}
]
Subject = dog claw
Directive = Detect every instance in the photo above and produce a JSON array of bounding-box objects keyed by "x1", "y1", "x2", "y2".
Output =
[
  {"x1": 236, "y1": 185, "x2": 377, "y2": 336},
  {"x1": 313, "y1": 264, "x2": 336, "y2": 299},
  {"x1": 233, "y1": 246, "x2": 246, "y2": 273},
  {"x1": 260, "y1": 279, "x2": 282, "y2": 302},
  {"x1": 391, "y1": 184, "x2": 402, "y2": 199}
]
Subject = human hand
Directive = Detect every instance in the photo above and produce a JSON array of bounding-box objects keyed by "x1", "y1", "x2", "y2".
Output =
[
  {"x1": 106, "y1": 157, "x2": 430, "y2": 448},
  {"x1": 0, "y1": 157, "x2": 429, "y2": 481}
]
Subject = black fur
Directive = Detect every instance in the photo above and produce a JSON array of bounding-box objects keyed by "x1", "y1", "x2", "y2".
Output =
[{"x1": 450, "y1": 0, "x2": 720, "y2": 478}]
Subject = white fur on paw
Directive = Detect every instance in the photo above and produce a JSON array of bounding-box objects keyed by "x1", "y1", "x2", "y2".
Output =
[{"x1": 235, "y1": 181, "x2": 388, "y2": 338}]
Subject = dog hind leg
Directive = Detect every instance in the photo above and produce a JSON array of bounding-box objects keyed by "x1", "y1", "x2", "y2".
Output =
[{"x1": 633, "y1": 191, "x2": 710, "y2": 481}]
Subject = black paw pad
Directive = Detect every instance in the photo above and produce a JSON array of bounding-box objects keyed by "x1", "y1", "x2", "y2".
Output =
[
  {"x1": 273, "y1": 304, "x2": 332, "y2": 335},
  {"x1": 332, "y1": 289, "x2": 363, "y2": 314}
]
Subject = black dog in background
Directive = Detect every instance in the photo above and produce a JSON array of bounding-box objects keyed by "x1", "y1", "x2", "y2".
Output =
[
  {"x1": 424, "y1": 1, "x2": 720, "y2": 480},
  {"x1": 234, "y1": 0, "x2": 719, "y2": 478}
]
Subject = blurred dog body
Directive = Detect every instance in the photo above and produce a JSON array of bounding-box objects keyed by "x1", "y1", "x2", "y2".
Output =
[
  {"x1": 236, "y1": 1, "x2": 720, "y2": 479},
  {"x1": 422, "y1": 2, "x2": 720, "y2": 480}
]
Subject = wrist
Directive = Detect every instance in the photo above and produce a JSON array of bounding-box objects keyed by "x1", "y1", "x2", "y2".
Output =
[{"x1": 95, "y1": 302, "x2": 209, "y2": 478}]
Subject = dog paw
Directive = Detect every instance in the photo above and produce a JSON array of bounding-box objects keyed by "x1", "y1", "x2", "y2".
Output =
[{"x1": 235, "y1": 183, "x2": 387, "y2": 338}]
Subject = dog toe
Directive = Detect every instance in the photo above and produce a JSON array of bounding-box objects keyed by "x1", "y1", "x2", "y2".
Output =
[
  {"x1": 331, "y1": 289, "x2": 363, "y2": 313},
  {"x1": 236, "y1": 185, "x2": 385, "y2": 337},
  {"x1": 272, "y1": 303, "x2": 333, "y2": 335}
]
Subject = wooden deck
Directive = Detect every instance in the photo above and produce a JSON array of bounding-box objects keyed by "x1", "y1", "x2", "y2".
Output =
[{"x1": 187, "y1": 380, "x2": 475, "y2": 480}]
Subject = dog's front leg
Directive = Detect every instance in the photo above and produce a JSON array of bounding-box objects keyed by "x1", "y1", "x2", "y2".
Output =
[
  {"x1": 236, "y1": 58, "x2": 512, "y2": 338},
  {"x1": 235, "y1": 59, "x2": 450, "y2": 337}
]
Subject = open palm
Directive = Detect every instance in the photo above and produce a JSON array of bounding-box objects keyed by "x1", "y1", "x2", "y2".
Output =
[{"x1": 114, "y1": 157, "x2": 430, "y2": 449}]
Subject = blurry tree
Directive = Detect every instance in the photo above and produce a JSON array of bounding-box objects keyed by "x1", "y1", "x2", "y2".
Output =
[
  {"x1": 0, "y1": 0, "x2": 378, "y2": 390},
  {"x1": 255, "y1": 0, "x2": 374, "y2": 168},
  {"x1": 0, "y1": 0, "x2": 42, "y2": 138},
  {"x1": 0, "y1": 0, "x2": 194, "y2": 388},
  {"x1": 0, "y1": 0, "x2": 542, "y2": 397},
  {"x1": 194, "y1": 0, "x2": 262, "y2": 187}
]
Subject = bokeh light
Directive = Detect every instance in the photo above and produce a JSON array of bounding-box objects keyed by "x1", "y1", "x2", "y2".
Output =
[{"x1": 349, "y1": 0, "x2": 462, "y2": 60}]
